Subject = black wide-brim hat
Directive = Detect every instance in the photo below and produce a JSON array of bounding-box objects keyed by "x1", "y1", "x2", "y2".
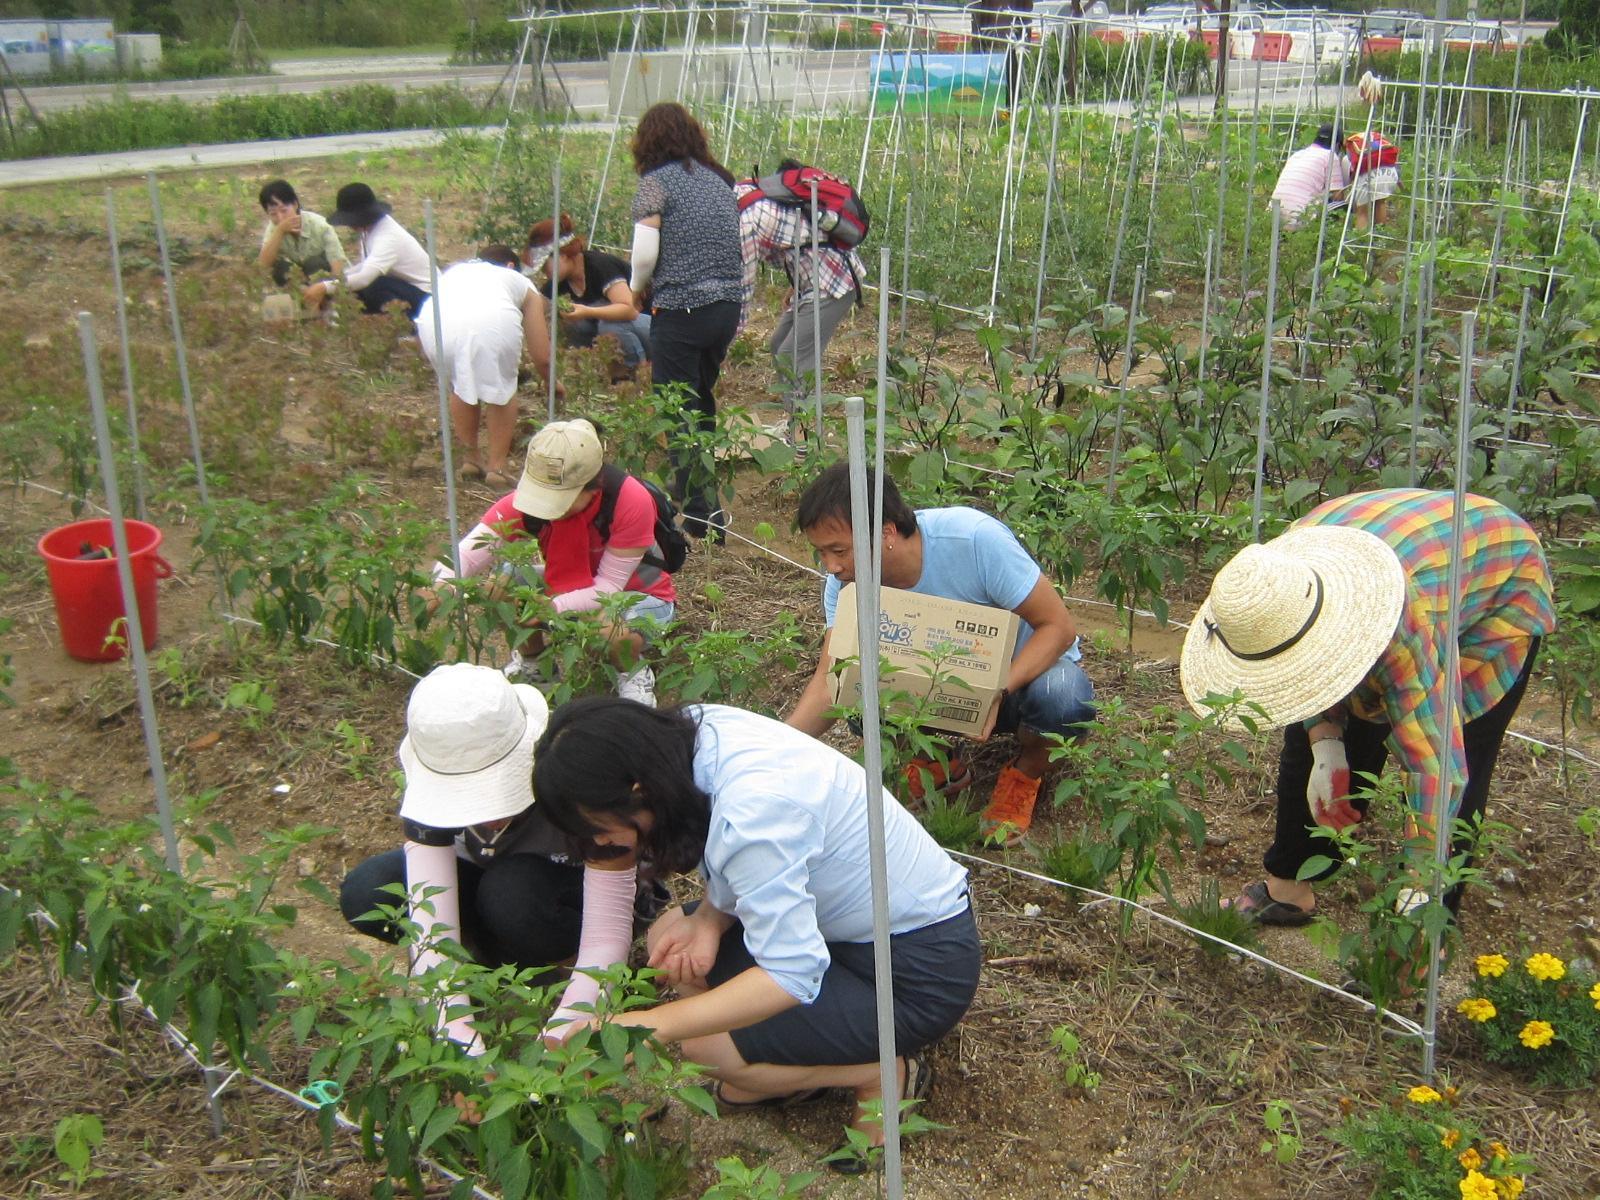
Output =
[{"x1": 329, "y1": 182, "x2": 392, "y2": 227}]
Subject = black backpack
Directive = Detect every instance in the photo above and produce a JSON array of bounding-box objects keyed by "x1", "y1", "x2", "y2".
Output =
[{"x1": 595, "y1": 465, "x2": 689, "y2": 575}]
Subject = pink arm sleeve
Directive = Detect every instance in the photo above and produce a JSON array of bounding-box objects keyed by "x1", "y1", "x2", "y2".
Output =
[
  {"x1": 404, "y1": 840, "x2": 484, "y2": 1055},
  {"x1": 433, "y1": 522, "x2": 502, "y2": 582},
  {"x1": 550, "y1": 548, "x2": 645, "y2": 613},
  {"x1": 544, "y1": 865, "x2": 638, "y2": 1037}
]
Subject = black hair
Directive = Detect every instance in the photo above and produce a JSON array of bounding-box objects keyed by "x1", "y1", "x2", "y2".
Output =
[
  {"x1": 258, "y1": 179, "x2": 298, "y2": 210},
  {"x1": 1313, "y1": 123, "x2": 1343, "y2": 149},
  {"x1": 776, "y1": 157, "x2": 804, "y2": 172},
  {"x1": 478, "y1": 242, "x2": 519, "y2": 268},
  {"x1": 532, "y1": 697, "x2": 710, "y2": 875},
  {"x1": 796, "y1": 462, "x2": 918, "y2": 538}
]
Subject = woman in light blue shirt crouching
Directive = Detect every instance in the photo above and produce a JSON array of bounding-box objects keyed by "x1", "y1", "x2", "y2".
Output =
[{"x1": 534, "y1": 698, "x2": 979, "y2": 1172}]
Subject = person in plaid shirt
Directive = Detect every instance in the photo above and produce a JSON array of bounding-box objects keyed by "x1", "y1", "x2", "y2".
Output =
[
  {"x1": 1180, "y1": 489, "x2": 1554, "y2": 926},
  {"x1": 735, "y1": 165, "x2": 866, "y2": 443}
]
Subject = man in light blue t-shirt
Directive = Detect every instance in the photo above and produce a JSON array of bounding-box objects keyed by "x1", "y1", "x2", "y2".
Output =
[{"x1": 785, "y1": 464, "x2": 1095, "y2": 843}]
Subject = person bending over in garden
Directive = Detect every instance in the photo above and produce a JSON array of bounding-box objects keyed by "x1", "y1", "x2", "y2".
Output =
[
  {"x1": 309, "y1": 182, "x2": 432, "y2": 319},
  {"x1": 784, "y1": 464, "x2": 1095, "y2": 844},
  {"x1": 1269, "y1": 123, "x2": 1349, "y2": 231},
  {"x1": 338, "y1": 663, "x2": 667, "y2": 1055},
  {"x1": 428, "y1": 418, "x2": 676, "y2": 707},
  {"x1": 734, "y1": 161, "x2": 866, "y2": 448},
  {"x1": 417, "y1": 244, "x2": 559, "y2": 488},
  {"x1": 534, "y1": 697, "x2": 980, "y2": 1175},
  {"x1": 1180, "y1": 488, "x2": 1553, "y2": 933},
  {"x1": 255, "y1": 179, "x2": 347, "y2": 311},
  {"x1": 626, "y1": 101, "x2": 744, "y2": 542},
  {"x1": 524, "y1": 213, "x2": 652, "y2": 379},
  {"x1": 1344, "y1": 129, "x2": 1402, "y2": 229}
]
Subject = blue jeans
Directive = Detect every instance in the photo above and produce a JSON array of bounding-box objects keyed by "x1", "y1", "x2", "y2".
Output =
[
  {"x1": 355, "y1": 274, "x2": 428, "y2": 319},
  {"x1": 994, "y1": 649, "x2": 1096, "y2": 739},
  {"x1": 567, "y1": 312, "x2": 652, "y2": 367}
]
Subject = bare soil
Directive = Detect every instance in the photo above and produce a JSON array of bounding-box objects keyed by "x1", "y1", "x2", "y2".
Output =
[{"x1": 3, "y1": 152, "x2": 1599, "y2": 1200}]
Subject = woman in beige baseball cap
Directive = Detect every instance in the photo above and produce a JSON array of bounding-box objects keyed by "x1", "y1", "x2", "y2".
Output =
[{"x1": 424, "y1": 419, "x2": 682, "y2": 706}]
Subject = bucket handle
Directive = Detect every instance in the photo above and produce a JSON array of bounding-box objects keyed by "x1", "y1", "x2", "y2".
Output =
[{"x1": 152, "y1": 555, "x2": 174, "y2": 580}]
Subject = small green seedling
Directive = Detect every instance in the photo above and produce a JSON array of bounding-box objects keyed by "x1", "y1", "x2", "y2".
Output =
[
  {"x1": 700, "y1": 1156, "x2": 819, "y2": 1199},
  {"x1": 1259, "y1": 1099, "x2": 1302, "y2": 1165},
  {"x1": 1049, "y1": 1025, "x2": 1101, "y2": 1093},
  {"x1": 53, "y1": 1113, "x2": 105, "y2": 1187}
]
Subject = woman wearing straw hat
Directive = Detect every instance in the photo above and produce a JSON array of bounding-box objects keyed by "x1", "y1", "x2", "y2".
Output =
[
  {"x1": 532, "y1": 697, "x2": 979, "y2": 1173},
  {"x1": 338, "y1": 663, "x2": 663, "y2": 1054},
  {"x1": 1180, "y1": 489, "x2": 1554, "y2": 927}
]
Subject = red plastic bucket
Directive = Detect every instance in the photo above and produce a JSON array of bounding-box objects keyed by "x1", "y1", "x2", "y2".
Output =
[{"x1": 37, "y1": 518, "x2": 172, "y2": 662}]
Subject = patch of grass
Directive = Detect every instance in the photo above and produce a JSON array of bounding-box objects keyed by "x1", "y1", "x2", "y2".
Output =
[
  {"x1": 919, "y1": 791, "x2": 983, "y2": 850},
  {"x1": 1165, "y1": 878, "x2": 1260, "y2": 959},
  {"x1": 1036, "y1": 831, "x2": 1111, "y2": 900}
]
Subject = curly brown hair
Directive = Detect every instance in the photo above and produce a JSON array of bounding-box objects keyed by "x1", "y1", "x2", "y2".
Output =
[{"x1": 629, "y1": 102, "x2": 734, "y2": 184}]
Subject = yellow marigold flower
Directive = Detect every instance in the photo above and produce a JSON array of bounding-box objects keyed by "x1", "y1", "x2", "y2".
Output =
[
  {"x1": 1486, "y1": 1142, "x2": 1510, "y2": 1162},
  {"x1": 1460, "y1": 1170, "x2": 1498, "y2": 1200},
  {"x1": 1590, "y1": 981, "x2": 1600, "y2": 1011},
  {"x1": 1407, "y1": 1084, "x2": 1443, "y2": 1104},
  {"x1": 1441, "y1": 1128, "x2": 1462, "y2": 1150},
  {"x1": 1517, "y1": 1020, "x2": 1555, "y2": 1050},
  {"x1": 1498, "y1": 1176, "x2": 1524, "y2": 1199},
  {"x1": 1524, "y1": 952, "x2": 1566, "y2": 982},
  {"x1": 1475, "y1": 954, "x2": 1509, "y2": 979},
  {"x1": 1458, "y1": 1148, "x2": 1484, "y2": 1171},
  {"x1": 1457, "y1": 997, "x2": 1497, "y2": 1022}
]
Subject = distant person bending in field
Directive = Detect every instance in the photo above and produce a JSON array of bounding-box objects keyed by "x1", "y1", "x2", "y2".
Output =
[
  {"x1": 416, "y1": 244, "x2": 560, "y2": 488},
  {"x1": 524, "y1": 213, "x2": 652, "y2": 381},
  {"x1": 1344, "y1": 129, "x2": 1402, "y2": 229},
  {"x1": 308, "y1": 182, "x2": 432, "y2": 319},
  {"x1": 784, "y1": 464, "x2": 1095, "y2": 845},
  {"x1": 256, "y1": 179, "x2": 347, "y2": 311},
  {"x1": 1270, "y1": 123, "x2": 1349, "y2": 231}
]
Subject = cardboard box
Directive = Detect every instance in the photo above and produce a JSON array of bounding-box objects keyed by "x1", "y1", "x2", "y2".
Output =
[{"x1": 829, "y1": 584, "x2": 1020, "y2": 735}]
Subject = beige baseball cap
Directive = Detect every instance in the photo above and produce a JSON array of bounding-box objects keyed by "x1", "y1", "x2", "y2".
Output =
[{"x1": 512, "y1": 420, "x2": 604, "y2": 519}]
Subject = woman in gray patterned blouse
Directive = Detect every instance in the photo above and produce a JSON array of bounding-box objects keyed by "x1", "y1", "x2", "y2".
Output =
[{"x1": 626, "y1": 102, "x2": 744, "y2": 541}]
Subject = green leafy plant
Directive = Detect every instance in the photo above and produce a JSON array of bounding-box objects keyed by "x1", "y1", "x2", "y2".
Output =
[
  {"x1": 1048, "y1": 1025, "x2": 1101, "y2": 1094},
  {"x1": 1455, "y1": 949, "x2": 1600, "y2": 1088},
  {"x1": 51, "y1": 1113, "x2": 105, "y2": 1188},
  {"x1": 1258, "y1": 1099, "x2": 1301, "y2": 1165},
  {"x1": 1164, "y1": 877, "x2": 1260, "y2": 959},
  {"x1": 699, "y1": 1156, "x2": 819, "y2": 1199},
  {"x1": 917, "y1": 791, "x2": 983, "y2": 850}
]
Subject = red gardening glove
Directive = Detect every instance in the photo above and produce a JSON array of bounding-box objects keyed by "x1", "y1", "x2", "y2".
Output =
[{"x1": 1308, "y1": 738, "x2": 1360, "y2": 830}]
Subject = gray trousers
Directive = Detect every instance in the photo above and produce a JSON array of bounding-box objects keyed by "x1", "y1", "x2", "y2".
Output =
[{"x1": 769, "y1": 292, "x2": 855, "y2": 414}]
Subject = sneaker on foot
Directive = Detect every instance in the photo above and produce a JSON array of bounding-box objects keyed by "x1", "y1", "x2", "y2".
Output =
[
  {"x1": 902, "y1": 756, "x2": 971, "y2": 803},
  {"x1": 981, "y1": 764, "x2": 1041, "y2": 845},
  {"x1": 501, "y1": 651, "x2": 525, "y2": 680},
  {"x1": 616, "y1": 664, "x2": 657, "y2": 707}
]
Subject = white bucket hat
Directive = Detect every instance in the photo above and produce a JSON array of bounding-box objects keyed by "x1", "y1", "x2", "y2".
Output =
[
  {"x1": 1180, "y1": 525, "x2": 1406, "y2": 730},
  {"x1": 397, "y1": 663, "x2": 550, "y2": 829}
]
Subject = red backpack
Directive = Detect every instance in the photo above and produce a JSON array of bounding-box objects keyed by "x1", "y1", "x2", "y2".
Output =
[
  {"x1": 1346, "y1": 131, "x2": 1400, "y2": 177},
  {"x1": 737, "y1": 164, "x2": 871, "y2": 251}
]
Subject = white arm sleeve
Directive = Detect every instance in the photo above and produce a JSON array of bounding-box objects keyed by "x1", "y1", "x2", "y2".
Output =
[
  {"x1": 628, "y1": 223, "x2": 660, "y2": 294},
  {"x1": 404, "y1": 840, "x2": 484, "y2": 1055},
  {"x1": 544, "y1": 865, "x2": 638, "y2": 1039},
  {"x1": 550, "y1": 548, "x2": 645, "y2": 614}
]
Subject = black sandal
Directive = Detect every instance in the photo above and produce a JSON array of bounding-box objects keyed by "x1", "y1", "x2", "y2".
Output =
[
  {"x1": 712, "y1": 1080, "x2": 829, "y2": 1112},
  {"x1": 1230, "y1": 880, "x2": 1315, "y2": 927}
]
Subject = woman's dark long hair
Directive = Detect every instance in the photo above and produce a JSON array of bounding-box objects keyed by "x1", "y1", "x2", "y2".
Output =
[
  {"x1": 533, "y1": 697, "x2": 711, "y2": 874},
  {"x1": 630, "y1": 102, "x2": 735, "y2": 185}
]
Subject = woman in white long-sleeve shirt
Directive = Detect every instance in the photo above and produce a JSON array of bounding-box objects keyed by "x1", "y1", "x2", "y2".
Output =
[
  {"x1": 309, "y1": 182, "x2": 433, "y2": 318},
  {"x1": 533, "y1": 698, "x2": 981, "y2": 1173}
]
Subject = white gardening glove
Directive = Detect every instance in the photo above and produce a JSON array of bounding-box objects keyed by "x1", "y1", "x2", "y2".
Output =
[{"x1": 1307, "y1": 738, "x2": 1360, "y2": 830}]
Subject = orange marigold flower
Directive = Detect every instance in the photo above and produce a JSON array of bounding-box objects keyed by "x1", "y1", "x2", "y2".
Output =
[
  {"x1": 1458, "y1": 1147, "x2": 1484, "y2": 1171},
  {"x1": 1475, "y1": 954, "x2": 1509, "y2": 978},
  {"x1": 1524, "y1": 952, "x2": 1566, "y2": 982},
  {"x1": 1441, "y1": 1128, "x2": 1462, "y2": 1150},
  {"x1": 1486, "y1": 1142, "x2": 1510, "y2": 1162},
  {"x1": 1517, "y1": 1020, "x2": 1555, "y2": 1050},
  {"x1": 1407, "y1": 1084, "x2": 1443, "y2": 1104}
]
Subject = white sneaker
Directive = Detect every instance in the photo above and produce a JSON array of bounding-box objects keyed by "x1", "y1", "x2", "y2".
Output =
[
  {"x1": 616, "y1": 664, "x2": 656, "y2": 707},
  {"x1": 501, "y1": 651, "x2": 524, "y2": 680}
]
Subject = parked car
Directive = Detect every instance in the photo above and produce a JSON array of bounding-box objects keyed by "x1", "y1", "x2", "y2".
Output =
[{"x1": 1272, "y1": 15, "x2": 1358, "y2": 64}]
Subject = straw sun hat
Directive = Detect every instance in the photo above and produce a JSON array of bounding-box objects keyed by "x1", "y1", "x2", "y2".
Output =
[
  {"x1": 398, "y1": 663, "x2": 550, "y2": 829},
  {"x1": 1180, "y1": 526, "x2": 1407, "y2": 731}
]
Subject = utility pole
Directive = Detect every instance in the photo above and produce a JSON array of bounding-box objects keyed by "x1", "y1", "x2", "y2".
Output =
[{"x1": 1215, "y1": 0, "x2": 1230, "y2": 112}]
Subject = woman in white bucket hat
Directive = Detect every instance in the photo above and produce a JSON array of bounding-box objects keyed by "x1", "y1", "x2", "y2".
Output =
[
  {"x1": 339, "y1": 663, "x2": 664, "y2": 1051},
  {"x1": 1181, "y1": 489, "x2": 1553, "y2": 929}
]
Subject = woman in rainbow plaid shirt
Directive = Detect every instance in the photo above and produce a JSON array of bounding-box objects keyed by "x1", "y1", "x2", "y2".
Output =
[{"x1": 1179, "y1": 489, "x2": 1555, "y2": 929}]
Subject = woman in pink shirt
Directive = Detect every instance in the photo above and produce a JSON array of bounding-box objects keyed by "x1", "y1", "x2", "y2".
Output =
[
  {"x1": 432, "y1": 419, "x2": 677, "y2": 705},
  {"x1": 1270, "y1": 123, "x2": 1349, "y2": 230}
]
